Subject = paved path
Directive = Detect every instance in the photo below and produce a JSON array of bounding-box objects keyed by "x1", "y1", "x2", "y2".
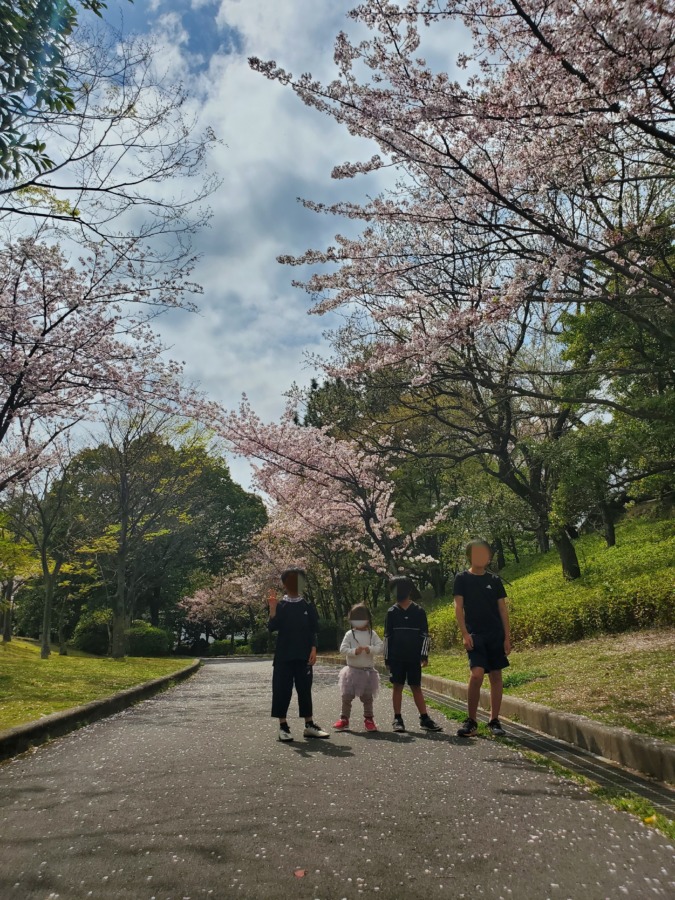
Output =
[{"x1": 0, "y1": 660, "x2": 673, "y2": 900}]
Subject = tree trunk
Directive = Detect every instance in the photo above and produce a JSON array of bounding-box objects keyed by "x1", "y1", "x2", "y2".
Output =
[
  {"x1": 535, "y1": 521, "x2": 550, "y2": 553},
  {"x1": 506, "y1": 533, "x2": 520, "y2": 564},
  {"x1": 149, "y1": 597, "x2": 160, "y2": 627},
  {"x1": 492, "y1": 537, "x2": 506, "y2": 571},
  {"x1": 328, "y1": 566, "x2": 343, "y2": 621},
  {"x1": 552, "y1": 530, "x2": 581, "y2": 580},
  {"x1": 600, "y1": 502, "x2": 616, "y2": 548},
  {"x1": 2, "y1": 579, "x2": 13, "y2": 642},
  {"x1": 41, "y1": 575, "x2": 54, "y2": 659},
  {"x1": 430, "y1": 567, "x2": 446, "y2": 598},
  {"x1": 57, "y1": 593, "x2": 68, "y2": 656},
  {"x1": 112, "y1": 555, "x2": 127, "y2": 658}
]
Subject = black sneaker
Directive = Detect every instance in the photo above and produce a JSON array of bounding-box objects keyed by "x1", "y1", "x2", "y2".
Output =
[
  {"x1": 488, "y1": 718, "x2": 506, "y2": 736},
  {"x1": 420, "y1": 714, "x2": 443, "y2": 732},
  {"x1": 457, "y1": 717, "x2": 478, "y2": 737},
  {"x1": 393, "y1": 715, "x2": 406, "y2": 733},
  {"x1": 278, "y1": 722, "x2": 293, "y2": 742}
]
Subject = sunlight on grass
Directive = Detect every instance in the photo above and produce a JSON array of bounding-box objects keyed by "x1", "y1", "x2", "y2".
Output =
[
  {"x1": 0, "y1": 640, "x2": 195, "y2": 730},
  {"x1": 425, "y1": 630, "x2": 675, "y2": 741}
]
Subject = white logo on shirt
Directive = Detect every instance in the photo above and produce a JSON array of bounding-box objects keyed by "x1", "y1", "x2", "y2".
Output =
[{"x1": 486, "y1": 585, "x2": 492, "y2": 590}]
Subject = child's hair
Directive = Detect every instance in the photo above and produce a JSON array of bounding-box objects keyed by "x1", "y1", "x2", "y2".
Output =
[
  {"x1": 465, "y1": 539, "x2": 493, "y2": 563},
  {"x1": 280, "y1": 567, "x2": 306, "y2": 593},
  {"x1": 347, "y1": 603, "x2": 372, "y2": 629},
  {"x1": 390, "y1": 575, "x2": 415, "y2": 603}
]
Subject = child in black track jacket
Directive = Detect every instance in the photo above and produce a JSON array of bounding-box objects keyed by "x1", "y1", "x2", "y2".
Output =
[
  {"x1": 268, "y1": 567, "x2": 329, "y2": 742},
  {"x1": 384, "y1": 576, "x2": 442, "y2": 733}
]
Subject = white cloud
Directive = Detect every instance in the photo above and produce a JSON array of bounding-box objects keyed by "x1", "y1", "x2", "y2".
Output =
[{"x1": 105, "y1": 1, "x2": 468, "y2": 489}]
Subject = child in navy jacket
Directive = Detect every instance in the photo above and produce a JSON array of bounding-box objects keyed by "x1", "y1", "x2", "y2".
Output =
[{"x1": 384, "y1": 576, "x2": 442, "y2": 733}]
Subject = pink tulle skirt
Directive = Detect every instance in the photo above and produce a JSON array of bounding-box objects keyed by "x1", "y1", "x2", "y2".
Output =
[{"x1": 338, "y1": 665, "x2": 380, "y2": 699}]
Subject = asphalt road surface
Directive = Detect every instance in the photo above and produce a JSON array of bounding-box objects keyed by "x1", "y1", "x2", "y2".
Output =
[{"x1": 0, "y1": 659, "x2": 673, "y2": 900}]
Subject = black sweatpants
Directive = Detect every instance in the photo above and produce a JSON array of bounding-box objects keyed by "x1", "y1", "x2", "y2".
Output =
[{"x1": 271, "y1": 659, "x2": 313, "y2": 719}]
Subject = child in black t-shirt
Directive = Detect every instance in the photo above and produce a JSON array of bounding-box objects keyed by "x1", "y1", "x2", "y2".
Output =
[
  {"x1": 268, "y1": 567, "x2": 329, "y2": 742},
  {"x1": 453, "y1": 539, "x2": 511, "y2": 738},
  {"x1": 384, "y1": 576, "x2": 442, "y2": 733}
]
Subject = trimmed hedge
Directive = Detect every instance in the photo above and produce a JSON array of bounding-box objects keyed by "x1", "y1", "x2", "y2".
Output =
[
  {"x1": 250, "y1": 629, "x2": 275, "y2": 654},
  {"x1": 248, "y1": 619, "x2": 340, "y2": 653},
  {"x1": 127, "y1": 622, "x2": 171, "y2": 657},
  {"x1": 72, "y1": 609, "x2": 112, "y2": 656},
  {"x1": 208, "y1": 639, "x2": 232, "y2": 657}
]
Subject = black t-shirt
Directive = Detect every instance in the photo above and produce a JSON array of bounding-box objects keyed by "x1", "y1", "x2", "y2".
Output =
[
  {"x1": 268, "y1": 597, "x2": 319, "y2": 663},
  {"x1": 453, "y1": 570, "x2": 506, "y2": 636}
]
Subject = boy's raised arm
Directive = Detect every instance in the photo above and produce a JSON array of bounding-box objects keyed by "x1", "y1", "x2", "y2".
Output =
[{"x1": 267, "y1": 593, "x2": 282, "y2": 632}]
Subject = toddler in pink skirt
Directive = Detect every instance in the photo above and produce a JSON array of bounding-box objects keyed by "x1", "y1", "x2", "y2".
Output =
[{"x1": 334, "y1": 604, "x2": 384, "y2": 732}]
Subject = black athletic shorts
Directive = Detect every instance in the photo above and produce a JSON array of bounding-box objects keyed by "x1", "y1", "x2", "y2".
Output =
[
  {"x1": 388, "y1": 659, "x2": 423, "y2": 687},
  {"x1": 467, "y1": 631, "x2": 509, "y2": 674}
]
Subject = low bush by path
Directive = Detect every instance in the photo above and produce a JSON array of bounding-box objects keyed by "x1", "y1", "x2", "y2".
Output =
[
  {"x1": 426, "y1": 517, "x2": 674, "y2": 648},
  {"x1": 425, "y1": 628, "x2": 675, "y2": 742},
  {"x1": 0, "y1": 639, "x2": 194, "y2": 731}
]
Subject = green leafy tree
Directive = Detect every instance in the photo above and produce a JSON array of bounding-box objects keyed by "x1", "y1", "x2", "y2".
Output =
[{"x1": 0, "y1": 1, "x2": 128, "y2": 178}]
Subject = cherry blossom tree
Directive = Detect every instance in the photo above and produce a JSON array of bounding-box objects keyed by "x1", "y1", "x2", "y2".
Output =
[
  {"x1": 180, "y1": 573, "x2": 265, "y2": 646},
  {"x1": 245, "y1": 1, "x2": 674, "y2": 578},
  {"x1": 250, "y1": 0, "x2": 675, "y2": 362},
  {"x1": 0, "y1": 234, "x2": 209, "y2": 489},
  {"x1": 220, "y1": 398, "x2": 452, "y2": 578}
]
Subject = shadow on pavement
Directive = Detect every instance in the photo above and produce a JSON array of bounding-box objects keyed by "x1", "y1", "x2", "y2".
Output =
[
  {"x1": 282, "y1": 740, "x2": 356, "y2": 759},
  {"x1": 344, "y1": 730, "x2": 416, "y2": 744}
]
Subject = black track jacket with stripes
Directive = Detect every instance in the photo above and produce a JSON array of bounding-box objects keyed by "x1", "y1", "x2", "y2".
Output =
[{"x1": 383, "y1": 602, "x2": 430, "y2": 663}]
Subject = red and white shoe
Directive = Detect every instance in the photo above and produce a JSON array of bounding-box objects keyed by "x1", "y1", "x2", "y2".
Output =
[
  {"x1": 333, "y1": 716, "x2": 349, "y2": 730},
  {"x1": 364, "y1": 717, "x2": 378, "y2": 732}
]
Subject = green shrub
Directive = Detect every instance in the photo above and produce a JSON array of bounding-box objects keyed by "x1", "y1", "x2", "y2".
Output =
[
  {"x1": 127, "y1": 621, "x2": 171, "y2": 657},
  {"x1": 208, "y1": 639, "x2": 232, "y2": 657},
  {"x1": 428, "y1": 603, "x2": 461, "y2": 650},
  {"x1": 72, "y1": 609, "x2": 112, "y2": 656},
  {"x1": 250, "y1": 629, "x2": 275, "y2": 654},
  {"x1": 235, "y1": 643, "x2": 252, "y2": 655}
]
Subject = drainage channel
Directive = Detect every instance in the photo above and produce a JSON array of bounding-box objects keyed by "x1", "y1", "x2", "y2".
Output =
[{"x1": 421, "y1": 686, "x2": 675, "y2": 819}]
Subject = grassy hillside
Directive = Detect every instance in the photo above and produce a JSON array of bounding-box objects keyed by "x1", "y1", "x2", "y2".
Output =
[
  {"x1": 0, "y1": 639, "x2": 194, "y2": 730},
  {"x1": 426, "y1": 516, "x2": 674, "y2": 648},
  {"x1": 425, "y1": 628, "x2": 675, "y2": 741}
]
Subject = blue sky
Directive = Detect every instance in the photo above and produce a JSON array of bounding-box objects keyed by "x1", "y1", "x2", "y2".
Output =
[{"x1": 97, "y1": 1, "x2": 466, "y2": 489}]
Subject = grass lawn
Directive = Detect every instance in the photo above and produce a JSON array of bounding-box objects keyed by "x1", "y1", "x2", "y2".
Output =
[
  {"x1": 0, "y1": 639, "x2": 196, "y2": 731},
  {"x1": 414, "y1": 516, "x2": 675, "y2": 648},
  {"x1": 425, "y1": 628, "x2": 675, "y2": 742}
]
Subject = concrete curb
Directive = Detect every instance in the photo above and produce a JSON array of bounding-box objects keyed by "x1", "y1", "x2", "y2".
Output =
[
  {"x1": 317, "y1": 654, "x2": 675, "y2": 783},
  {"x1": 0, "y1": 659, "x2": 201, "y2": 763}
]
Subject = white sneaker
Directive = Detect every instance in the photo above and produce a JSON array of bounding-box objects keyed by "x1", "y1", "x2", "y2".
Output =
[
  {"x1": 278, "y1": 724, "x2": 293, "y2": 742},
  {"x1": 303, "y1": 722, "x2": 329, "y2": 739}
]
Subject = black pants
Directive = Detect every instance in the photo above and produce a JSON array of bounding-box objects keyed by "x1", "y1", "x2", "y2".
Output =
[{"x1": 271, "y1": 659, "x2": 313, "y2": 719}]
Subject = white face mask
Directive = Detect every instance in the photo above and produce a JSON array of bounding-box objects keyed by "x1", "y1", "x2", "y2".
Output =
[{"x1": 350, "y1": 620, "x2": 369, "y2": 629}]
